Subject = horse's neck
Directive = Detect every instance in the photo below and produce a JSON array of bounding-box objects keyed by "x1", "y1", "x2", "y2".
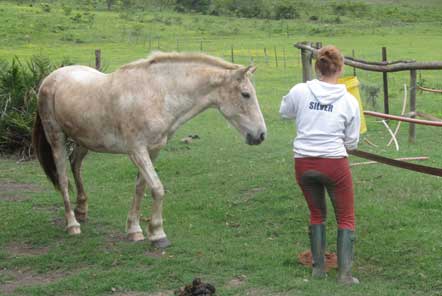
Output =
[{"x1": 158, "y1": 64, "x2": 219, "y2": 135}]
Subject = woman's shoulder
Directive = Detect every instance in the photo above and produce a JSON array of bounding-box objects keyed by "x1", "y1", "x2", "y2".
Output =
[{"x1": 288, "y1": 82, "x2": 310, "y2": 96}]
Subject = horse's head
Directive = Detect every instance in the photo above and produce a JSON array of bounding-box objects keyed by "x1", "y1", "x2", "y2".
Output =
[{"x1": 214, "y1": 66, "x2": 267, "y2": 145}]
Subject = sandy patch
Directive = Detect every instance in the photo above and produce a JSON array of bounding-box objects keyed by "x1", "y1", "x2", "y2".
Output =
[
  {"x1": 0, "y1": 268, "x2": 68, "y2": 295},
  {"x1": 5, "y1": 242, "x2": 49, "y2": 257},
  {"x1": 0, "y1": 180, "x2": 43, "y2": 201}
]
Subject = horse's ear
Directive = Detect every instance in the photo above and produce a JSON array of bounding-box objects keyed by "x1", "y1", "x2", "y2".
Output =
[
  {"x1": 247, "y1": 65, "x2": 257, "y2": 74},
  {"x1": 232, "y1": 66, "x2": 254, "y2": 80}
]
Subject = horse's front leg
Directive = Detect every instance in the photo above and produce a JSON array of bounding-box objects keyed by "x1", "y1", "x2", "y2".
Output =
[
  {"x1": 129, "y1": 149, "x2": 170, "y2": 248},
  {"x1": 126, "y1": 172, "x2": 146, "y2": 242}
]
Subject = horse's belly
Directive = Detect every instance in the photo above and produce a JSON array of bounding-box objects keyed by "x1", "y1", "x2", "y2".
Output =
[
  {"x1": 53, "y1": 85, "x2": 126, "y2": 153},
  {"x1": 74, "y1": 132, "x2": 127, "y2": 153},
  {"x1": 58, "y1": 111, "x2": 126, "y2": 153}
]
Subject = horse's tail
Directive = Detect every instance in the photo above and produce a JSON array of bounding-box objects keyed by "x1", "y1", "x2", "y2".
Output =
[{"x1": 32, "y1": 110, "x2": 60, "y2": 191}]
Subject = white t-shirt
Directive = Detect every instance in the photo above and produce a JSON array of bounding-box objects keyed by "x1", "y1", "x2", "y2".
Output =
[{"x1": 280, "y1": 79, "x2": 360, "y2": 158}]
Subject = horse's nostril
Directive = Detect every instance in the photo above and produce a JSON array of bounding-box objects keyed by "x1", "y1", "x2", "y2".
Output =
[{"x1": 260, "y1": 132, "x2": 266, "y2": 141}]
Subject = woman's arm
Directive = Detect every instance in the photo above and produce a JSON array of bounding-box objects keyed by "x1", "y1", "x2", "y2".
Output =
[{"x1": 279, "y1": 86, "x2": 299, "y2": 119}]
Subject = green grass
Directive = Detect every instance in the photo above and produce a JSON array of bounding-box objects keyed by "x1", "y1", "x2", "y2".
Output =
[{"x1": 1, "y1": 1, "x2": 442, "y2": 295}]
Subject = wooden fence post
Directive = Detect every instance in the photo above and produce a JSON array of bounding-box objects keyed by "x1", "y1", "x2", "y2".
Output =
[
  {"x1": 409, "y1": 69, "x2": 417, "y2": 143},
  {"x1": 264, "y1": 48, "x2": 268, "y2": 64},
  {"x1": 301, "y1": 42, "x2": 313, "y2": 82},
  {"x1": 352, "y1": 49, "x2": 356, "y2": 76},
  {"x1": 382, "y1": 47, "x2": 390, "y2": 114},
  {"x1": 274, "y1": 47, "x2": 278, "y2": 68},
  {"x1": 231, "y1": 46, "x2": 234, "y2": 63},
  {"x1": 95, "y1": 49, "x2": 101, "y2": 71}
]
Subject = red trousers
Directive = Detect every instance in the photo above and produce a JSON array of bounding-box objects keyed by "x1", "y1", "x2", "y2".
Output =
[{"x1": 295, "y1": 157, "x2": 355, "y2": 230}]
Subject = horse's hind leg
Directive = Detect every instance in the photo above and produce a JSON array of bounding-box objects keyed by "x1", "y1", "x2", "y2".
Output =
[
  {"x1": 70, "y1": 145, "x2": 89, "y2": 222},
  {"x1": 43, "y1": 124, "x2": 81, "y2": 234}
]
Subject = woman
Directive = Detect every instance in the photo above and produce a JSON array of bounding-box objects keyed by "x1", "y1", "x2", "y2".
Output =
[{"x1": 280, "y1": 45, "x2": 360, "y2": 284}]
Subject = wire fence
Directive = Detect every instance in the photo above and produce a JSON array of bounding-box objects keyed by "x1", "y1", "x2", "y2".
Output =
[{"x1": 91, "y1": 36, "x2": 442, "y2": 117}]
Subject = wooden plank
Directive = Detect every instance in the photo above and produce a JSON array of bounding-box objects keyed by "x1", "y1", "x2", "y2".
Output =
[
  {"x1": 382, "y1": 47, "x2": 389, "y2": 114},
  {"x1": 349, "y1": 150, "x2": 442, "y2": 177},
  {"x1": 417, "y1": 85, "x2": 442, "y2": 93},
  {"x1": 351, "y1": 156, "x2": 429, "y2": 167},
  {"x1": 409, "y1": 70, "x2": 417, "y2": 143},
  {"x1": 363, "y1": 111, "x2": 442, "y2": 126}
]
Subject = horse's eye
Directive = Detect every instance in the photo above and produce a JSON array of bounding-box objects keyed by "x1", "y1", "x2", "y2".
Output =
[{"x1": 241, "y1": 92, "x2": 251, "y2": 99}]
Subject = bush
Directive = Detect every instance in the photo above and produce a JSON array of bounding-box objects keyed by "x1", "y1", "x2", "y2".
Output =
[
  {"x1": 40, "y1": 2, "x2": 51, "y2": 13},
  {"x1": 234, "y1": 0, "x2": 264, "y2": 18},
  {"x1": 272, "y1": 1, "x2": 299, "y2": 19},
  {"x1": 0, "y1": 56, "x2": 57, "y2": 158},
  {"x1": 71, "y1": 13, "x2": 83, "y2": 23},
  {"x1": 331, "y1": 1, "x2": 368, "y2": 17},
  {"x1": 175, "y1": 0, "x2": 210, "y2": 13},
  {"x1": 62, "y1": 4, "x2": 73, "y2": 16},
  {"x1": 178, "y1": 0, "x2": 303, "y2": 20}
]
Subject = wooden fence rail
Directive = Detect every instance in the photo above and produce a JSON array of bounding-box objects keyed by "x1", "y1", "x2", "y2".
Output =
[{"x1": 295, "y1": 42, "x2": 442, "y2": 73}]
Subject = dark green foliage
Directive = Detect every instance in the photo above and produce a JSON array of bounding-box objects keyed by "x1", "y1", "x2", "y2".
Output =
[
  {"x1": 106, "y1": 0, "x2": 115, "y2": 10},
  {"x1": 6, "y1": 0, "x2": 380, "y2": 21},
  {"x1": 331, "y1": 1, "x2": 369, "y2": 17},
  {"x1": 272, "y1": 1, "x2": 299, "y2": 19},
  {"x1": 175, "y1": 0, "x2": 210, "y2": 13},
  {"x1": 175, "y1": 0, "x2": 302, "y2": 19},
  {"x1": 234, "y1": 0, "x2": 265, "y2": 18},
  {"x1": 40, "y1": 2, "x2": 51, "y2": 13},
  {"x1": 62, "y1": 4, "x2": 73, "y2": 16},
  {"x1": 122, "y1": 0, "x2": 133, "y2": 10},
  {"x1": 0, "y1": 56, "x2": 58, "y2": 157}
]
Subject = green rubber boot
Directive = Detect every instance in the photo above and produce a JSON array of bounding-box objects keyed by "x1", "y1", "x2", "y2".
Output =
[
  {"x1": 309, "y1": 224, "x2": 327, "y2": 279},
  {"x1": 337, "y1": 229, "x2": 360, "y2": 284}
]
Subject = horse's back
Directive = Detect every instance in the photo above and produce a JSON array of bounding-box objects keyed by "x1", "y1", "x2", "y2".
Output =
[
  {"x1": 38, "y1": 65, "x2": 108, "y2": 118},
  {"x1": 43, "y1": 65, "x2": 105, "y2": 89},
  {"x1": 39, "y1": 65, "x2": 106, "y2": 101},
  {"x1": 38, "y1": 65, "x2": 125, "y2": 152},
  {"x1": 61, "y1": 65, "x2": 105, "y2": 83}
]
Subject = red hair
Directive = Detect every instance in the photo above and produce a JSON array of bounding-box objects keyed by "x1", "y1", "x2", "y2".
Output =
[{"x1": 315, "y1": 45, "x2": 344, "y2": 77}]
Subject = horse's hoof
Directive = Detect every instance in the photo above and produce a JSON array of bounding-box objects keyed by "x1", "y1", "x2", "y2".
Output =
[
  {"x1": 74, "y1": 210, "x2": 88, "y2": 223},
  {"x1": 128, "y1": 232, "x2": 145, "y2": 242},
  {"x1": 67, "y1": 226, "x2": 81, "y2": 235},
  {"x1": 151, "y1": 237, "x2": 171, "y2": 249}
]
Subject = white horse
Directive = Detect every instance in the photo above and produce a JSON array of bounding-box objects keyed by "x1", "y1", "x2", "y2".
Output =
[{"x1": 32, "y1": 52, "x2": 267, "y2": 248}]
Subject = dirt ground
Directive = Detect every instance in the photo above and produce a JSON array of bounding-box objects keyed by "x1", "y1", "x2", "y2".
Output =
[
  {"x1": 0, "y1": 267, "x2": 68, "y2": 295},
  {"x1": 0, "y1": 180, "x2": 42, "y2": 201}
]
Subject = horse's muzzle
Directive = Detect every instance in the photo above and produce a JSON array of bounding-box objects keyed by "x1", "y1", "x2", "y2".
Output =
[{"x1": 246, "y1": 132, "x2": 266, "y2": 145}]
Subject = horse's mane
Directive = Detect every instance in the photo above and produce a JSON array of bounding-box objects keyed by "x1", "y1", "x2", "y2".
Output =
[{"x1": 119, "y1": 52, "x2": 241, "y2": 71}]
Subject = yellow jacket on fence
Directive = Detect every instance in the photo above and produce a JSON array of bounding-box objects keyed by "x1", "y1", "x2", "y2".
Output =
[{"x1": 339, "y1": 76, "x2": 367, "y2": 134}]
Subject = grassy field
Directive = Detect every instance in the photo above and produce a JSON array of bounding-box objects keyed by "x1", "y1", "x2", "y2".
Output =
[{"x1": 1, "y1": 1, "x2": 442, "y2": 295}]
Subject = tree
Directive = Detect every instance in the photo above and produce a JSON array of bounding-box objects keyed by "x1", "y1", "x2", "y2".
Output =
[
  {"x1": 175, "y1": 0, "x2": 210, "y2": 13},
  {"x1": 122, "y1": 0, "x2": 133, "y2": 10},
  {"x1": 106, "y1": 0, "x2": 115, "y2": 10}
]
